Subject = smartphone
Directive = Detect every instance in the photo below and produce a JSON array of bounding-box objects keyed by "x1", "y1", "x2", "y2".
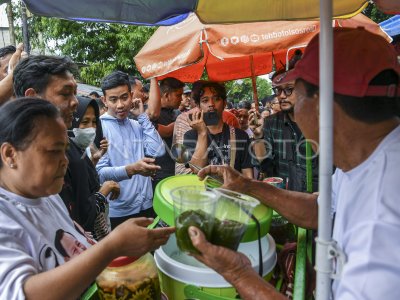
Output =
[{"x1": 188, "y1": 111, "x2": 219, "y2": 126}]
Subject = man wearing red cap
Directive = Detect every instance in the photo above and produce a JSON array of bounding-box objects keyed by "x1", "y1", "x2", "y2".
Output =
[
  {"x1": 252, "y1": 64, "x2": 319, "y2": 192},
  {"x1": 188, "y1": 27, "x2": 400, "y2": 299}
]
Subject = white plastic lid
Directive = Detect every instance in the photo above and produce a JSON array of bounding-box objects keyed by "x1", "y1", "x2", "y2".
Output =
[{"x1": 154, "y1": 233, "x2": 276, "y2": 288}]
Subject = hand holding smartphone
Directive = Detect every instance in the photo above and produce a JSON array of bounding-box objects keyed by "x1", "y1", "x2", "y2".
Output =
[{"x1": 189, "y1": 111, "x2": 219, "y2": 126}]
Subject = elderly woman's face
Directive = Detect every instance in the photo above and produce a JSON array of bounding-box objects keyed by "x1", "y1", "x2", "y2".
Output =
[{"x1": 13, "y1": 117, "x2": 68, "y2": 198}]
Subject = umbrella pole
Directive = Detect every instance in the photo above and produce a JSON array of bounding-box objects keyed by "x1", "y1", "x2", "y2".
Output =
[
  {"x1": 315, "y1": 0, "x2": 334, "y2": 299},
  {"x1": 249, "y1": 55, "x2": 259, "y2": 111}
]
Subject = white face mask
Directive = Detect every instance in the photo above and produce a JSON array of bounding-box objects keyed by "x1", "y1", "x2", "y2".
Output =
[{"x1": 72, "y1": 127, "x2": 96, "y2": 149}]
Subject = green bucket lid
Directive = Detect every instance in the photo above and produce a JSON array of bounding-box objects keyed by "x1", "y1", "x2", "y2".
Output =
[{"x1": 153, "y1": 175, "x2": 272, "y2": 242}]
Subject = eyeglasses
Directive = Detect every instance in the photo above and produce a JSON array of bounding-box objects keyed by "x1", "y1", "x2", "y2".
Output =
[{"x1": 272, "y1": 86, "x2": 294, "y2": 97}]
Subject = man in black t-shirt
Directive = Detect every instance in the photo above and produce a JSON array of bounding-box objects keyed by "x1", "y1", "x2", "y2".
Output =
[
  {"x1": 152, "y1": 77, "x2": 184, "y2": 190},
  {"x1": 183, "y1": 81, "x2": 253, "y2": 178}
]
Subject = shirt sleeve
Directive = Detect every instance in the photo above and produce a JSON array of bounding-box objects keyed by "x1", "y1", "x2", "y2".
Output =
[
  {"x1": 96, "y1": 151, "x2": 130, "y2": 183},
  {"x1": 137, "y1": 113, "x2": 165, "y2": 157},
  {"x1": 0, "y1": 217, "x2": 36, "y2": 300}
]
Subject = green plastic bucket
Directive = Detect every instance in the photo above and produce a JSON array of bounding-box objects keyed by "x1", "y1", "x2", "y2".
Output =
[{"x1": 154, "y1": 233, "x2": 276, "y2": 300}]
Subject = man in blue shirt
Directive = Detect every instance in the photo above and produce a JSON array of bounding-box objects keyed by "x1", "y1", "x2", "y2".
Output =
[{"x1": 97, "y1": 71, "x2": 165, "y2": 229}]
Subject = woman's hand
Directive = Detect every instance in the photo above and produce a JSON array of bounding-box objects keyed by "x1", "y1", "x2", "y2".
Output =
[
  {"x1": 106, "y1": 218, "x2": 176, "y2": 257},
  {"x1": 90, "y1": 138, "x2": 108, "y2": 164},
  {"x1": 99, "y1": 181, "x2": 120, "y2": 200}
]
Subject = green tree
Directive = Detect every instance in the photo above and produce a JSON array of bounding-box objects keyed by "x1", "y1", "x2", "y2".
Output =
[
  {"x1": 363, "y1": 2, "x2": 391, "y2": 24},
  {"x1": 16, "y1": 14, "x2": 156, "y2": 86},
  {"x1": 225, "y1": 77, "x2": 272, "y2": 104}
]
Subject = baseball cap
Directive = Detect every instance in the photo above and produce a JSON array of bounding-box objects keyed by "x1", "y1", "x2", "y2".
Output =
[
  {"x1": 283, "y1": 27, "x2": 400, "y2": 97},
  {"x1": 183, "y1": 85, "x2": 192, "y2": 94}
]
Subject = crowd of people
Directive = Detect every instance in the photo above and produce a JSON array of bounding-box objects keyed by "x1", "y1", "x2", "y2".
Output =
[{"x1": 0, "y1": 26, "x2": 399, "y2": 299}]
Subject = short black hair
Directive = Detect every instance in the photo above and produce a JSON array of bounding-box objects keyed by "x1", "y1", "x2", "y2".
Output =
[
  {"x1": 0, "y1": 45, "x2": 16, "y2": 60},
  {"x1": 159, "y1": 77, "x2": 184, "y2": 94},
  {"x1": 13, "y1": 55, "x2": 78, "y2": 97},
  {"x1": 128, "y1": 75, "x2": 142, "y2": 88},
  {"x1": 0, "y1": 97, "x2": 60, "y2": 168},
  {"x1": 238, "y1": 100, "x2": 251, "y2": 110},
  {"x1": 299, "y1": 69, "x2": 400, "y2": 123},
  {"x1": 89, "y1": 91, "x2": 100, "y2": 98},
  {"x1": 192, "y1": 80, "x2": 227, "y2": 105},
  {"x1": 54, "y1": 229, "x2": 76, "y2": 257},
  {"x1": 101, "y1": 71, "x2": 131, "y2": 96}
]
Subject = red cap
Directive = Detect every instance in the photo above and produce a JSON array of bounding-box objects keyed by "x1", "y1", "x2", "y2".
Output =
[
  {"x1": 283, "y1": 27, "x2": 400, "y2": 97},
  {"x1": 108, "y1": 256, "x2": 138, "y2": 267}
]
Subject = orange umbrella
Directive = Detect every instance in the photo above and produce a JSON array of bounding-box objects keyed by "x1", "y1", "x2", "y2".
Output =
[{"x1": 134, "y1": 13, "x2": 390, "y2": 83}]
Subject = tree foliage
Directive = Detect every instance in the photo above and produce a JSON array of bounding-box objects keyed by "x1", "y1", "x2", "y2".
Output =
[
  {"x1": 22, "y1": 16, "x2": 156, "y2": 85},
  {"x1": 225, "y1": 77, "x2": 272, "y2": 104},
  {"x1": 363, "y1": 2, "x2": 391, "y2": 23}
]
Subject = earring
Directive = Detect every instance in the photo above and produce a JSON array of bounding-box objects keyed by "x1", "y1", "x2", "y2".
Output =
[{"x1": 9, "y1": 163, "x2": 15, "y2": 168}]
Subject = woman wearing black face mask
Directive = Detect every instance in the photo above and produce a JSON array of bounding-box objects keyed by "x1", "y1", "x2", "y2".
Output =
[{"x1": 60, "y1": 96, "x2": 120, "y2": 241}]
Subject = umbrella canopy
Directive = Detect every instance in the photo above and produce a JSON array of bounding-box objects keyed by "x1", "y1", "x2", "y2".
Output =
[
  {"x1": 22, "y1": 0, "x2": 400, "y2": 26},
  {"x1": 134, "y1": 13, "x2": 390, "y2": 83}
]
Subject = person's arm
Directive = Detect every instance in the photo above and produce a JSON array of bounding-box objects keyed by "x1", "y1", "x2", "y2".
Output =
[
  {"x1": 96, "y1": 152, "x2": 131, "y2": 183},
  {"x1": 145, "y1": 78, "x2": 161, "y2": 121},
  {"x1": 136, "y1": 113, "x2": 166, "y2": 158},
  {"x1": 158, "y1": 122, "x2": 175, "y2": 138},
  {"x1": 198, "y1": 165, "x2": 318, "y2": 229},
  {"x1": 23, "y1": 218, "x2": 175, "y2": 300},
  {"x1": 0, "y1": 43, "x2": 25, "y2": 104},
  {"x1": 241, "y1": 168, "x2": 253, "y2": 179},
  {"x1": 189, "y1": 226, "x2": 286, "y2": 300},
  {"x1": 125, "y1": 157, "x2": 161, "y2": 178}
]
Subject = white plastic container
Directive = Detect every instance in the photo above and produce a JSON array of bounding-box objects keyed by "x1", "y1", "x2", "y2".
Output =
[{"x1": 155, "y1": 233, "x2": 277, "y2": 300}]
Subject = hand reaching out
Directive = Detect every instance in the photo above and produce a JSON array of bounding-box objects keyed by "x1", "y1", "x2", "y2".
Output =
[
  {"x1": 126, "y1": 157, "x2": 161, "y2": 177},
  {"x1": 197, "y1": 164, "x2": 251, "y2": 193},
  {"x1": 106, "y1": 217, "x2": 175, "y2": 257}
]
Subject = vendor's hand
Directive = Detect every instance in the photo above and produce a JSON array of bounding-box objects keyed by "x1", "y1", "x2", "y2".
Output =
[
  {"x1": 107, "y1": 218, "x2": 175, "y2": 257},
  {"x1": 248, "y1": 108, "x2": 263, "y2": 139},
  {"x1": 126, "y1": 157, "x2": 161, "y2": 177},
  {"x1": 189, "y1": 110, "x2": 207, "y2": 133},
  {"x1": 198, "y1": 165, "x2": 250, "y2": 193},
  {"x1": 99, "y1": 181, "x2": 120, "y2": 200},
  {"x1": 188, "y1": 226, "x2": 253, "y2": 283},
  {"x1": 130, "y1": 98, "x2": 144, "y2": 116}
]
